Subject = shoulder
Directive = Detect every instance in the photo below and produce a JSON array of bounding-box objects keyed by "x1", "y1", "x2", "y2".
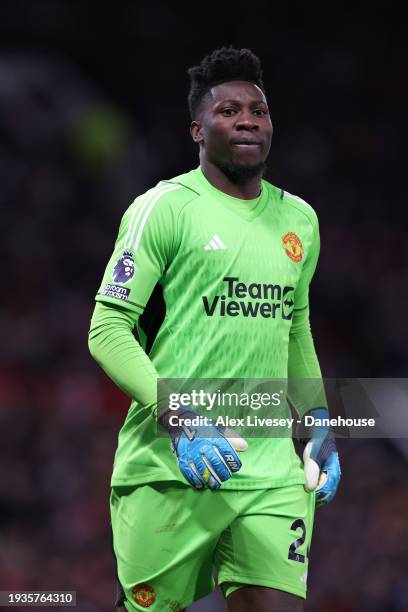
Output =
[
  {"x1": 119, "y1": 172, "x2": 199, "y2": 250},
  {"x1": 280, "y1": 187, "x2": 319, "y2": 230},
  {"x1": 165, "y1": 168, "x2": 202, "y2": 195},
  {"x1": 124, "y1": 170, "x2": 200, "y2": 222},
  {"x1": 129, "y1": 173, "x2": 199, "y2": 213},
  {"x1": 264, "y1": 180, "x2": 319, "y2": 230}
]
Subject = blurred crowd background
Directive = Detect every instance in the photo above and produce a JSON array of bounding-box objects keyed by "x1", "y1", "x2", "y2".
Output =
[{"x1": 0, "y1": 2, "x2": 407, "y2": 611}]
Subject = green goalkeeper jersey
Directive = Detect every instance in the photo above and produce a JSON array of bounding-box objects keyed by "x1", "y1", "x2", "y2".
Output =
[{"x1": 94, "y1": 166, "x2": 322, "y2": 489}]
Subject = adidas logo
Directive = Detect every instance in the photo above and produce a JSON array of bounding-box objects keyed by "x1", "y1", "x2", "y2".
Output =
[{"x1": 204, "y1": 234, "x2": 227, "y2": 251}]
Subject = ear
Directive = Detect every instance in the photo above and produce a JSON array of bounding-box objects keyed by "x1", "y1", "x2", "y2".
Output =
[{"x1": 190, "y1": 120, "x2": 204, "y2": 144}]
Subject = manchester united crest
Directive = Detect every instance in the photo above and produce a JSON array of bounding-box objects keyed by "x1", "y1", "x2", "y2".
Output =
[
  {"x1": 132, "y1": 583, "x2": 156, "y2": 607},
  {"x1": 282, "y1": 232, "x2": 303, "y2": 263}
]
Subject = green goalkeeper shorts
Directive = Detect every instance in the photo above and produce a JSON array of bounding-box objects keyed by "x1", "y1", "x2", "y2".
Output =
[{"x1": 110, "y1": 482, "x2": 315, "y2": 611}]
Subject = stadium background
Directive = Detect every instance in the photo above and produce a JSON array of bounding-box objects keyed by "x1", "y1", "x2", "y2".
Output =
[{"x1": 0, "y1": 2, "x2": 407, "y2": 611}]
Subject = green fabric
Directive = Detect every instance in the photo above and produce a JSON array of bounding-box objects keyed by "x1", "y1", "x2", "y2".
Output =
[
  {"x1": 111, "y1": 483, "x2": 315, "y2": 609},
  {"x1": 89, "y1": 302, "x2": 158, "y2": 413},
  {"x1": 89, "y1": 166, "x2": 325, "y2": 488}
]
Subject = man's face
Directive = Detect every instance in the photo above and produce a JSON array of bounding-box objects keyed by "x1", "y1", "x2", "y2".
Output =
[{"x1": 191, "y1": 81, "x2": 273, "y2": 178}]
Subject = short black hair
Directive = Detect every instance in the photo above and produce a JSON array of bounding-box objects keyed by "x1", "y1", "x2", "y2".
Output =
[{"x1": 187, "y1": 46, "x2": 265, "y2": 119}]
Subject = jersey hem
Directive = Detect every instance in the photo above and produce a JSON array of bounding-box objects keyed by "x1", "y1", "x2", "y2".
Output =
[
  {"x1": 111, "y1": 474, "x2": 305, "y2": 490},
  {"x1": 220, "y1": 475, "x2": 305, "y2": 490}
]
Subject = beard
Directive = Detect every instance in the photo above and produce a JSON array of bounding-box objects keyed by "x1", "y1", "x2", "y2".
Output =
[{"x1": 218, "y1": 159, "x2": 267, "y2": 185}]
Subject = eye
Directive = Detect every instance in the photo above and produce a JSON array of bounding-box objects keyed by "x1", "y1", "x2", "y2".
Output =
[
  {"x1": 253, "y1": 108, "x2": 268, "y2": 117},
  {"x1": 221, "y1": 108, "x2": 237, "y2": 117}
]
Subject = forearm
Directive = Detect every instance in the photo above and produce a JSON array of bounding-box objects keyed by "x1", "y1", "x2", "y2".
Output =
[
  {"x1": 288, "y1": 312, "x2": 321, "y2": 378},
  {"x1": 288, "y1": 306, "x2": 326, "y2": 417},
  {"x1": 88, "y1": 301, "x2": 158, "y2": 413}
]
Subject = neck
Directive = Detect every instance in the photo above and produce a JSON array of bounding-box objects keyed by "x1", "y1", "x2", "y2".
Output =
[{"x1": 200, "y1": 158, "x2": 262, "y2": 200}]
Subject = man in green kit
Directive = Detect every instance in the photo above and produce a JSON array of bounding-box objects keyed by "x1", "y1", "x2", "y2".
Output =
[{"x1": 89, "y1": 47, "x2": 340, "y2": 612}]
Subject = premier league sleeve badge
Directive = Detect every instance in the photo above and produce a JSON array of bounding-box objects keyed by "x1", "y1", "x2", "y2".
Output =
[{"x1": 112, "y1": 251, "x2": 135, "y2": 284}]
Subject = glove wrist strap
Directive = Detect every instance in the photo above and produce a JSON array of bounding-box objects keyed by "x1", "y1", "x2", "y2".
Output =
[{"x1": 158, "y1": 408, "x2": 197, "y2": 447}]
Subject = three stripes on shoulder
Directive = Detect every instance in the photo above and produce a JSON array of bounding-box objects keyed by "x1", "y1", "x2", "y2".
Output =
[
  {"x1": 123, "y1": 182, "x2": 182, "y2": 251},
  {"x1": 122, "y1": 181, "x2": 228, "y2": 253}
]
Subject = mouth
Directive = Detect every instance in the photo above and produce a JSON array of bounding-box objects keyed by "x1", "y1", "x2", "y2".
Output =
[{"x1": 230, "y1": 140, "x2": 262, "y2": 148}]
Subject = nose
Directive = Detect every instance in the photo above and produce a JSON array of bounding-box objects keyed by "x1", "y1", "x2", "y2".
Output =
[{"x1": 235, "y1": 112, "x2": 259, "y2": 131}]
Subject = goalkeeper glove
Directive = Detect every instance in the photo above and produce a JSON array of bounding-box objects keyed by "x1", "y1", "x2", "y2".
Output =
[
  {"x1": 302, "y1": 407, "x2": 341, "y2": 506},
  {"x1": 159, "y1": 408, "x2": 247, "y2": 490}
]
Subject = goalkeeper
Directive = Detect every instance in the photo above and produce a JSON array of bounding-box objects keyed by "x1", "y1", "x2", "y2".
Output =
[{"x1": 89, "y1": 46, "x2": 340, "y2": 612}]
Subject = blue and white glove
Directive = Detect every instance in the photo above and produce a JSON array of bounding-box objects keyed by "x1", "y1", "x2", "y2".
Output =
[
  {"x1": 159, "y1": 409, "x2": 248, "y2": 490},
  {"x1": 302, "y1": 408, "x2": 341, "y2": 506}
]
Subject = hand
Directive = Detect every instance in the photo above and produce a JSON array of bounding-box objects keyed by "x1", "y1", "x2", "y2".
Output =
[
  {"x1": 302, "y1": 408, "x2": 341, "y2": 506},
  {"x1": 159, "y1": 409, "x2": 248, "y2": 490}
]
